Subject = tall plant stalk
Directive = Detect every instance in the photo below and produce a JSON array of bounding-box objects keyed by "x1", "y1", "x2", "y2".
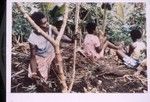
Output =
[{"x1": 68, "y1": 3, "x2": 80, "y2": 93}]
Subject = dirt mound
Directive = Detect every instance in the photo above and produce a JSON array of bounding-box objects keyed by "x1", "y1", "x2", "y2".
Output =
[{"x1": 11, "y1": 43, "x2": 147, "y2": 93}]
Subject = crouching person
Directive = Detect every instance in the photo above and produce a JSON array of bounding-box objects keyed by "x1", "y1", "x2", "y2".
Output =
[
  {"x1": 116, "y1": 29, "x2": 146, "y2": 75},
  {"x1": 78, "y1": 22, "x2": 120, "y2": 61},
  {"x1": 28, "y1": 12, "x2": 73, "y2": 82}
]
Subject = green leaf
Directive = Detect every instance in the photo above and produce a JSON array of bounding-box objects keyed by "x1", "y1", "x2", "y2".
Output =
[{"x1": 59, "y1": 4, "x2": 65, "y2": 14}]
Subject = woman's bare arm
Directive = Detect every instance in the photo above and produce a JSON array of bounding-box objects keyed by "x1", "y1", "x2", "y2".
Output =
[{"x1": 51, "y1": 25, "x2": 73, "y2": 43}]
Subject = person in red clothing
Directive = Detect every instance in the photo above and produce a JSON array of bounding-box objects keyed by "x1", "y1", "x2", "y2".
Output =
[{"x1": 79, "y1": 22, "x2": 120, "y2": 61}]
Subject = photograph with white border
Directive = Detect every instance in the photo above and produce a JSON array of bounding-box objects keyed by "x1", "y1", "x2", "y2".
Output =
[{"x1": 6, "y1": 0, "x2": 150, "y2": 102}]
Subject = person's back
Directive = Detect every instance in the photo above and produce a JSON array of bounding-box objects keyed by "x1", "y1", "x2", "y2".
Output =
[
  {"x1": 82, "y1": 22, "x2": 120, "y2": 60},
  {"x1": 83, "y1": 33, "x2": 101, "y2": 59},
  {"x1": 82, "y1": 22, "x2": 102, "y2": 60}
]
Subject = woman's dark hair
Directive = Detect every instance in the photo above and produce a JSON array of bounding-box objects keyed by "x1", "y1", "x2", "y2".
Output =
[
  {"x1": 30, "y1": 12, "x2": 45, "y2": 26},
  {"x1": 86, "y1": 22, "x2": 96, "y2": 34},
  {"x1": 130, "y1": 29, "x2": 142, "y2": 42}
]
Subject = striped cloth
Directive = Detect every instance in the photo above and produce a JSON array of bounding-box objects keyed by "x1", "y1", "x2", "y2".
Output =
[{"x1": 28, "y1": 25, "x2": 55, "y2": 81}]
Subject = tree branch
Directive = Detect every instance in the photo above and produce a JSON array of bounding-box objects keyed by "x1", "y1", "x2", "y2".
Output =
[
  {"x1": 56, "y1": 3, "x2": 69, "y2": 43},
  {"x1": 102, "y1": 5, "x2": 107, "y2": 34},
  {"x1": 68, "y1": 3, "x2": 80, "y2": 93}
]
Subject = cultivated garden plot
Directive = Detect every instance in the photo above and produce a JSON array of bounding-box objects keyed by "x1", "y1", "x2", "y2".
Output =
[{"x1": 11, "y1": 2, "x2": 147, "y2": 93}]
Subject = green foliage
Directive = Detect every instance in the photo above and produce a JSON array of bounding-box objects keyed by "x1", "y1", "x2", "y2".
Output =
[
  {"x1": 128, "y1": 3, "x2": 146, "y2": 29},
  {"x1": 12, "y1": 2, "x2": 146, "y2": 45},
  {"x1": 81, "y1": 3, "x2": 103, "y2": 24},
  {"x1": 12, "y1": 3, "x2": 32, "y2": 41},
  {"x1": 40, "y1": 3, "x2": 54, "y2": 16},
  {"x1": 106, "y1": 3, "x2": 146, "y2": 45},
  {"x1": 107, "y1": 28, "x2": 132, "y2": 45},
  {"x1": 48, "y1": 4, "x2": 65, "y2": 24}
]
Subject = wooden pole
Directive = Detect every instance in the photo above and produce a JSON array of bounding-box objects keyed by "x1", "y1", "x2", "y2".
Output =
[
  {"x1": 102, "y1": 4, "x2": 107, "y2": 35},
  {"x1": 68, "y1": 3, "x2": 80, "y2": 92}
]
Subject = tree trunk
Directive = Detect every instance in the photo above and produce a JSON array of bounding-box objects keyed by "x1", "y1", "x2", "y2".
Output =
[
  {"x1": 102, "y1": 6, "x2": 107, "y2": 35},
  {"x1": 68, "y1": 3, "x2": 80, "y2": 93},
  {"x1": 55, "y1": 45, "x2": 68, "y2": 92},
  {"x1": 54, "y1": 3, "x2": 69, "y2": 92}
]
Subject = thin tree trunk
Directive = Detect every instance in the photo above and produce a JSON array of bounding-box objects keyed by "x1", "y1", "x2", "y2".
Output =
[
  {"x1": 79, "y1": 29, "x2": 82, "y2": 47},
  {"x1": 99, "y1": 5, "x2": 107, "y2": 46},
  {"x1": 102, "y1": 6, "x2": 107, "y2": 35},
  {"x1": 56, "y1": 4, "x2": 69, "y2": 42},
  {"x1": 68, "y1": 3, "x2": 80, "y2": 93}
]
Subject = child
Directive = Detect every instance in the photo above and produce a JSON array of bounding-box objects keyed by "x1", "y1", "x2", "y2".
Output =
[
  {"x1": 116, "y1": 29, "x2": 146, "y2": 74},
  {"x1": 28, "y1": 12, "x2": 73, "y2": 81},
  {"x1": 79, "y1": 22, "x2": 120, "y2": 61},
  {"x1": 128, "y1": 29, "x2": 146, "y2": 61}
]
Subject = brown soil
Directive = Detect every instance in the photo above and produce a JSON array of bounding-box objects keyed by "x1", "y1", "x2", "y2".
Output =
[{"x1": 11, "y1": 43, "x2": 147, "y2": 93}]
